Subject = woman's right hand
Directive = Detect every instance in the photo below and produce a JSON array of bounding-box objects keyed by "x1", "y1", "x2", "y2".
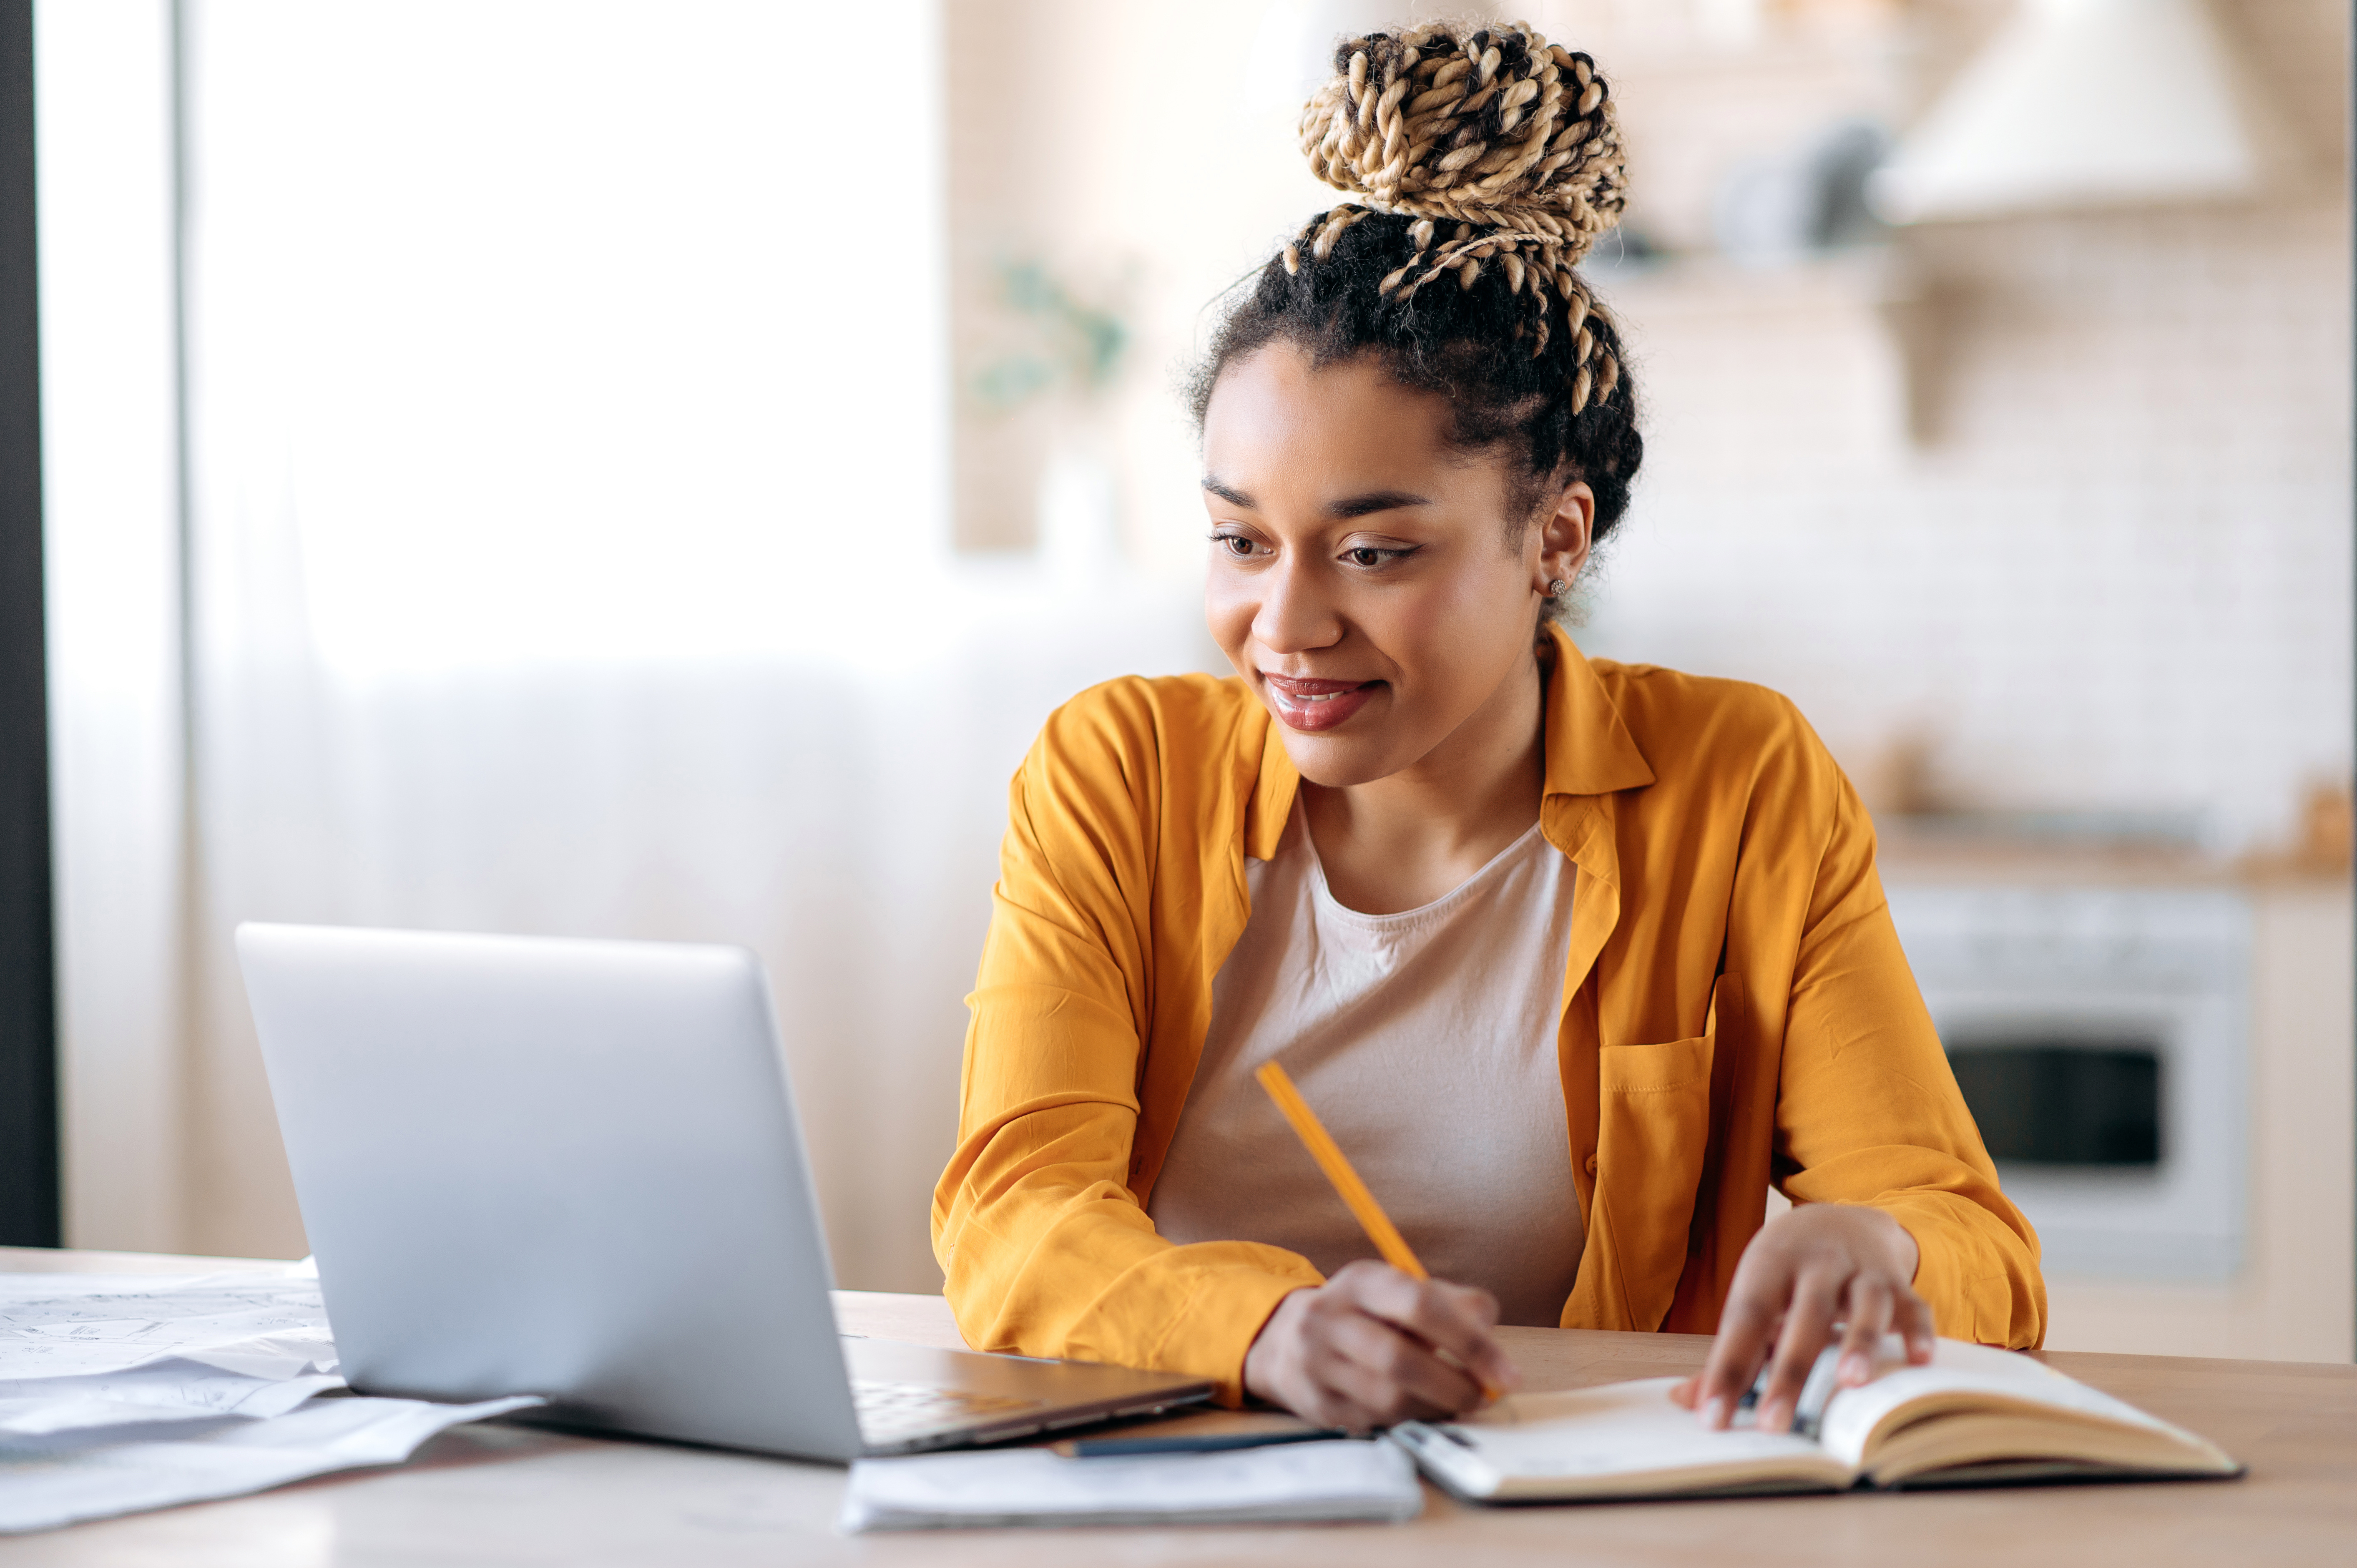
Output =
[{"x1": 1241, "y1": 1259, "x2": 1521, "y2": 1432}]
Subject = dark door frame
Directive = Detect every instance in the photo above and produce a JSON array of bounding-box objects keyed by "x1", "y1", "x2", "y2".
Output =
[{"x1": 0, "y1": 0, "x2": 59, "y2": 1249}]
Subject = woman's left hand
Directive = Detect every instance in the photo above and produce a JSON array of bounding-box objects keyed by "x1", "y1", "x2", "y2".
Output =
[{"x1": 1669, "y1": 1203, "x2": 1934, "y2": 1433}]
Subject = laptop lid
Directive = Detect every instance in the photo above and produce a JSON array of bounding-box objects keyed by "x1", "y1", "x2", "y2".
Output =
[{"x1": 239, "y1": 922, "x2": 869, "y2": 1459}]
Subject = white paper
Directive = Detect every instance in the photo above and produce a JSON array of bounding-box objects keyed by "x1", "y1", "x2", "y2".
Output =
[
  {"x1": 1411, "y1": 1376, "x2": 1847, "y2": 1497},
  {"x1": 839, "y1": 1440, "x2": 1424, "y2": 1532},
  {"x1": 1814, "y1": 1337, "x2": 2202, "y2": 1467},
  {"x1": 0, "y1": 1393, "x2": 542, "y2": 1535},
  {"x1": 0, "y1": 1359, "x2": 347, "y2": 1440},
  {"x1": 0, "y1": 1274, "x2": 336, "y2": 1381}
]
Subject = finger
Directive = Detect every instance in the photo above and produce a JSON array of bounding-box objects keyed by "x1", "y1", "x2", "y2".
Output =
[
  {"x1": 1327, "y1": 1307, "x2": 1481, "y2": 1417},
  {"x1": 1693, "y1": 1292, "x2": 1780, "y2": 1430},
  {"x1": 1269, "y1": 1292, "x2": 1386, "y2": 1432},
  {"x1": 1756, "y1": 1273, "x2": 1841, "y2": 1434},
  {"x1": 1668, "y1": 1374, "x2": 1700, "y2": 1410},
  {"x1": 1422, "y1": 1282, "x2": 1520, "y2": 1396},
  {"x1": 1302, "y1": 1386, "x2": 1380, "y2": 1436},
  {"x1": 1835, "y1": 1279, "x2": 1893, "y2": 1387},
  {"x1": 1345, "y1": 1269, "x2": 1520, "y2": 1395},
  {"x1": 1333, "y1": 1308, "x2": 1480, "y2": 1415},
  {"x1": 1890, "y1": 1282, "x2": 1938, "y2": 1364},
  {"x1": 1297, "y1": 1330, "x2": 1395, "y2": 1434},
  {"x1": 1310, "y1": 1329, "x2": 1445, "y2": 1430},
  {"x1": 1305, "y1": 1381, "x2": 1384, "y2": 1435},
  {"x1": 1352, "y1": 1270, "x2": 1499, "y2": 1361}
]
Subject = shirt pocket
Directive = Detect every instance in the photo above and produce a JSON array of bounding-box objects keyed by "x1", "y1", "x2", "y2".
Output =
[{"x1": 1591, "y1": 1026, "x2": 1716, "y2": 1331}]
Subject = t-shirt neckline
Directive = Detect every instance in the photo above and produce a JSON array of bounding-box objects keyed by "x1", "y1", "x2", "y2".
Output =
[{"x1": 1295, "y1": 799, "x2": 1554, "y2": 928}]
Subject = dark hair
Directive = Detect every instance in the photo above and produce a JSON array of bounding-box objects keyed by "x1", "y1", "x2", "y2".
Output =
[
  {"x1": 1187, "y1": 217, "x2": 1642, "y2": 540},
  {"x1": 1186, "y1": 23, "x2": 1644, "y2": 594}
]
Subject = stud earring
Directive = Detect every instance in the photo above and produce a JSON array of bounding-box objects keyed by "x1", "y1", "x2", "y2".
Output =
[{"x1": 1547, "y1": 578, "x2": 1569, "y2": 596}]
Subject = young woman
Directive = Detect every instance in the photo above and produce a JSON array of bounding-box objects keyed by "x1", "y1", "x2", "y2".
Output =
[{"x1": 933, "y1": 22, "x2": 2042, "y2": 1436}]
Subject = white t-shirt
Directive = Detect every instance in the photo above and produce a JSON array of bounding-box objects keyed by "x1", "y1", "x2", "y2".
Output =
[{"x1": 1147, "y1": 798, "x2": 1585, "y2": 1327}]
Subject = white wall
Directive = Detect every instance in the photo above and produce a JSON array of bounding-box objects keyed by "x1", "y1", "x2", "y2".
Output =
[{"x1": 1581, "y1": 199, "x2": 2351, "y2": 855}]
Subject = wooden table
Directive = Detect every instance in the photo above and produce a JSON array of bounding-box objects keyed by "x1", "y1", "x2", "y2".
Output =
[{"x1": 6, "y1": 1248, "x2": 2353, "y2": 1565}]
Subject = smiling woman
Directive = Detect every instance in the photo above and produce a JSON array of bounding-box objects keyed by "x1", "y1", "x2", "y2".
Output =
[
  {"x1": 933, "y1": 20, "x2": 2045, "y2": 1439},
  {"x1": 1196, "y1": 347, "x2": 1589, "y2": 913}
]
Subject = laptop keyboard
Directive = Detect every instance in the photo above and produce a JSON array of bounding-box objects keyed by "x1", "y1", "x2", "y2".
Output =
[{"x1": 852, "y1": 1379, "x2": 1047, "y2": 1442}]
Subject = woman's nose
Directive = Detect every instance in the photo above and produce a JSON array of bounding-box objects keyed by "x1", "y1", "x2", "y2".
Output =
[{"x1": 1251, "y1": 556, "x2": 1344, "y2": 655}]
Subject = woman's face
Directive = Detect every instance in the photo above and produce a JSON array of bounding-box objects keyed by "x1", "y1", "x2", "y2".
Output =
[{"x1": 1200, "y1": 341, "x2": 1591, "y2": 788}]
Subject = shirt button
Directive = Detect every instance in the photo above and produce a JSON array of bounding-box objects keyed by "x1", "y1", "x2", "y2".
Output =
[{"x1": 1583, "y1": 1152, "x2": 1599, "y2": 1176}]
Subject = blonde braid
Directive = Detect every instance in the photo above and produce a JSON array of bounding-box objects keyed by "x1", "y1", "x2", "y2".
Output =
[{"x1": 1281, "y1": 22, "x2": 1628, "y2": 413}]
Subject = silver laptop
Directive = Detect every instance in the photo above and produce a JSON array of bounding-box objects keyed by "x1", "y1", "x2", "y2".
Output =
[{"x1": 236, "y1": 922, "x2": 1212, "y2": 1461}]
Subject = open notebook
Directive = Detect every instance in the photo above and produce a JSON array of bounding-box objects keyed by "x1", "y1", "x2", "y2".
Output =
[{"x1": 1392, "y1": 1339, "x2": 2240, "y2": 1502}]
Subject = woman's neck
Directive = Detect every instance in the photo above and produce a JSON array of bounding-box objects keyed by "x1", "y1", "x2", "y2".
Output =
[{"x1": 1302, "y1": 648, "x2": 1548, "y2": 915}]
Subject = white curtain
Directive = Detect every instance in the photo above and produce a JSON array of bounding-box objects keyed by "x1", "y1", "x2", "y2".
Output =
[{"x1": 48, "y1": 0, "x2": 1217, "y2": 1289}]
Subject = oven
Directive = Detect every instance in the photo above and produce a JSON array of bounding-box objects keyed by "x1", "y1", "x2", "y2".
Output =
[{"x1": 1883, "y1": 884, "x2": 2251, "y2": 1282}]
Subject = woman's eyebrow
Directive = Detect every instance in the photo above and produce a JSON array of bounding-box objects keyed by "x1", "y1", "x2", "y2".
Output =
[
  {"x1": 1200, "y1": 478, "x2": 1432, "y2": 517},
  {"x1": 1328, "y1": 489, "x2": 1431, "y2": 518}
]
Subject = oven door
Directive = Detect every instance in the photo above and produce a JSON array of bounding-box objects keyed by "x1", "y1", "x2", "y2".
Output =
[{"x1": 1892, "y1": 886, "x2": 2250, "y2": 1284}]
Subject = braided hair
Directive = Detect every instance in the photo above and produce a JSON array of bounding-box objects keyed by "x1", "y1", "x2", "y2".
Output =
[{"x1": 1191, "y1": 22, "x2": 1643, "y2": 611}]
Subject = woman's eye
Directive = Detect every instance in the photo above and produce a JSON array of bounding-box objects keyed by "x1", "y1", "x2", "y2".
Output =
[
  {"x1": 1211, "y1": 533, "x2": 1258, "y2": 558},
  {"x1": 1345, "y1": 545, "x2": 1410, "y2": 568}
]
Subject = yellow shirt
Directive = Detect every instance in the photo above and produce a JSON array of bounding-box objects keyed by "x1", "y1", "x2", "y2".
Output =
[{"x1": 933, "y1": 626, "x2": 2045, "y2": 1403}]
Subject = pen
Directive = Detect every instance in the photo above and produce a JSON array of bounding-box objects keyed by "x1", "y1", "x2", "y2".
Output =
[
  {"x1": 1736, "y1": 1344, "x2": 1845, "y2": 1439},
  {"x1": 1253, "y1": 1060, "x2": 1508, "y2": 1408},
  {"x1": 1056, "y1": 1428, "x2": 1348, "y2": 1458}
]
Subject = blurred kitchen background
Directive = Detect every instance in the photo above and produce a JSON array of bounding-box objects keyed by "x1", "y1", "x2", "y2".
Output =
[{"x1": 35, "y1": 0, "x2": 2352, "y2": 1359}]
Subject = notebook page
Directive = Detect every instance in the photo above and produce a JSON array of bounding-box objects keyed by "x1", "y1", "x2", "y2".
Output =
[
  {"x1": 1815, "y1": 1339, "x2": 2206, "y2": 1469},
  {"x1": 1410, "y1": 1376, "x2": 1851, "y2": 1498}
]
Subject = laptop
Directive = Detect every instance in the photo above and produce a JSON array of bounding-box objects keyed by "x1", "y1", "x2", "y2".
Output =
[{"x1": 235, "y1": 922, "x2": 1213, "y2": 1461}]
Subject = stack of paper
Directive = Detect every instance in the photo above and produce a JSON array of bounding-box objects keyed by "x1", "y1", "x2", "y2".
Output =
[
  {"x1": 0, "y1": 1270, "x2": 338, "y2": 1380},
  {"x1": 0, "y1": 1269, "x2": 535, "y2": 1534},
  {"x1": 0, "y1": 1357, "x2": 345, "y2": 1446},
  {"x1": 0, "y1": 1391, "x2": 539, "y2": 1535},
  {"x1": 839, "y1": 1440, "x2": 1425, "y2": 1531}
]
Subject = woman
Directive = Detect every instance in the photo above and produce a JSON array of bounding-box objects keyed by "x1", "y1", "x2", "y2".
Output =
[{"x1": 933, "y1": 22, "x2": 2042, "y2": 1436}]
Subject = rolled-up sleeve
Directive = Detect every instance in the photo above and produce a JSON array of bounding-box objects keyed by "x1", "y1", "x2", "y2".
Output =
[
  {"x1": 931, "y1": 701, "x2": 1318, "y2": 1403},
  {"x1": 1774, "y1": 779, "x2": 2047, "y2": 1347}
]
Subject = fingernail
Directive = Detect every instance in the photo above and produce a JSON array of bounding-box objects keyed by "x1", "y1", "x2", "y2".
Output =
[
  {"x1": 1701, "y1": 1396, "x2": 1729, "y2": 1429},
  {"x1": 1839, "y1": 1353, "x2": 1869, "y2": 1385},
  {"x1": 1759, "y1": 1399, "x2": 1789, "y2": 1433}
]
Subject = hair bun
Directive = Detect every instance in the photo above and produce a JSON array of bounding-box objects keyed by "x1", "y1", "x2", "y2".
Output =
[{"x1": 1298, "y1": 22, "x2": 1626, "y2": 262}]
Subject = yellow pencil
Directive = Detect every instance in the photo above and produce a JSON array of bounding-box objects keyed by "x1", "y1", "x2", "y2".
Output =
[{"x1": 1254, "y1": 1059, "x2": 1505, "y2": 1407}]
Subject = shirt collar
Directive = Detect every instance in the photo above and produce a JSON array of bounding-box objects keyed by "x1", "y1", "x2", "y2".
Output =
[{"x1": 1540, "y1": 621, "x2": 1655, "y2": 799}]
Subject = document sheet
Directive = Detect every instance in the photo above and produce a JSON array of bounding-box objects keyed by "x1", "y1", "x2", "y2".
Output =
[
  {"x1": 0, "y1": 1268, "x2": 535, "y2": 1534},
  {"x1": 0, "y1": 1392, "x2": 539, "y2": 1535},
  {"x1": 840, "y1": 1439, "x2": 1425, "y2": 1530},
  {"x1": 0, "y1": 1272, "x2": 338, "y2": 1381}
]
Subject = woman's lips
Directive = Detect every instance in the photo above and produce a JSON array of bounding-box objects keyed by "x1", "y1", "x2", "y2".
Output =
[{"x1": 1262, "y1": 673, "x2": 1382, "y2": 733}]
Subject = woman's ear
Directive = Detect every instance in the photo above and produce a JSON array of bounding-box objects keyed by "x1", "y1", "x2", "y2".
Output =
[{"x1": 1535, "y1": 480, "x2": 1596, "y2": 593}]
